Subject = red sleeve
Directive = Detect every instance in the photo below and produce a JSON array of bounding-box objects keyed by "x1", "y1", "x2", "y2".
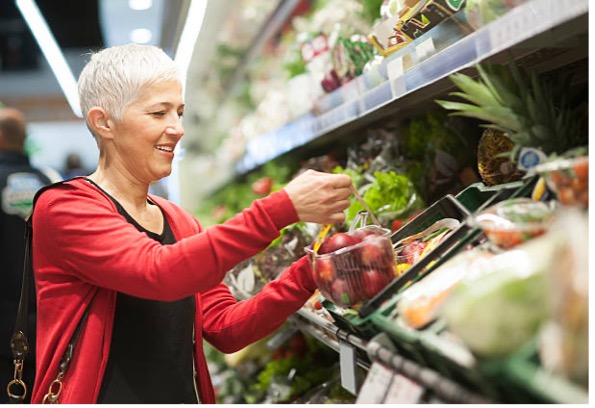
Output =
[
  {"x1": 33, "y1": 184, "x2": 299, "y2": 301},
  {"x1": 201, "y1": 256, "x2": 317, "y2": 353}
]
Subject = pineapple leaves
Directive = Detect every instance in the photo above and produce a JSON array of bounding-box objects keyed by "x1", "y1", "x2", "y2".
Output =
[
  {"x1": 448, "y1": 73, "x2": 500, "y2": 107},
  {"x1": 476, "y1": 64, "x2": 506, "y2": 106},
  {"x1": 436, "y1": 100, "x2": 522, "y2": 131},
  {"x1": 436, "y1": 60, "x2": 586, "y2": 156}
]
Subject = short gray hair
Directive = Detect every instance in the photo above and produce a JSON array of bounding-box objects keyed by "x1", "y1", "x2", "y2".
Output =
[{"x1": 78, "y1": 43, "x2": 182, "y2": 139}]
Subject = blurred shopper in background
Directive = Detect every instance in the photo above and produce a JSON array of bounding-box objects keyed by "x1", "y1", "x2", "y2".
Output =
[
  {"x1": 0, "y1": 106, "x2": 56, "y2": 404},
  {"x1": 62, "y1": 152, "x2": 89, "y2": 179},
  {"x1": 30, "y1": 43, "x2": 353, "y2": 403}
]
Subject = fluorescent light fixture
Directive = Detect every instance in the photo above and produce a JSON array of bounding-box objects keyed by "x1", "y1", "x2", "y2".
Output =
[
  {"x1": 128, "y1": 0, "x2": 153, "y2": 11},
  {"x1": 129, "y1": 28, "x2": 153, "y2": 43},
  {"x1": 168, "y1": 0, "x2": 208, "y2": 205},
  {"x1": 16, "y1": 0, "x2": 82, "y2": 118},
  {"x1": 174, "y1": 0, "x2": 208, "y2": 81}
]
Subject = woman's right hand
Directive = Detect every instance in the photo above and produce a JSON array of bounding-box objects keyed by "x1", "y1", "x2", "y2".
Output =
[{"x1": 283, "y1": 170, "x2": 353, "y2": 225}]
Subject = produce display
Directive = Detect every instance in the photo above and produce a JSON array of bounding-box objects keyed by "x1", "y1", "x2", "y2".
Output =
[
  {"x1": 440, "y1": 237, "x2": 551, "y2": 358},
  {"x1": 436, "y1": 62, "x2": 588, "y2": 163},
  {"x1": 469, "y1": 198, "x2": 557, "y2": 249},
  {"x1": 307, "y1": 225, "x2": 398, "y2": 308},
  {"x1": 538, "y1": 209, "x2": 588, "y2": 387},
  {"x1": 226, "y1": 223, "x2": 314, "y2": 296},
  {"x1": 476, "y1": 129, "x2": 524, "y2": 186},
  {"x1": 397, "y1": 246, "x2": 493, "y2": 329},
  {"x1": 333, "y1": 131, "x2": 427, "y2": 229},
  {"x1": 531, "y1": 155, "x2": 589, "y2": 207},
  {"x1": 191, "y1": 0, "x2": 588, "y2": 403},
  {"x1": 393, "y1": 220, "x2": 457, "y2": 270}
]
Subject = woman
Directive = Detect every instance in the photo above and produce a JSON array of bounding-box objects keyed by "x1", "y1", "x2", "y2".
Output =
[{"x1": 31, "y1": 43, "x2": 352, "y2": 403}]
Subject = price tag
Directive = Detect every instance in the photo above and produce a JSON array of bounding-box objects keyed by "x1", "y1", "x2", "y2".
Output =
[
  {"x1": 387, "y1": 56, "x2": 406, "y2": 98},
  {"x1": 488, "y1": 3, "x2": 538, "y2": 53},
  {"x1": 416, "y1": 37, "x2": 436, "y2": 62},
  {"x1": 383, "y1": 373, "x2": 425, "y2": 404},
  {"x1": 517, "y1": 147, "x2": 547, "y2": 171},
  {"x1": 339, "y1": 341, "x2": 358, "y2": 395},
  {"x1": 355, "y1": 362, "x2": 393, "y2": 404},
  {"x1": 387, "y1": 56, "x2": 405, "y2": 80}
]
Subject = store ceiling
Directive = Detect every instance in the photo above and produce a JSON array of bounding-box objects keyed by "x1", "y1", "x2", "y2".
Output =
[
  {"x1": 0, "y1": 0, "x2": 186, "y2": 122},
  {"x1": 0, "y1": 1, "x2": 102, "y2": 72}
]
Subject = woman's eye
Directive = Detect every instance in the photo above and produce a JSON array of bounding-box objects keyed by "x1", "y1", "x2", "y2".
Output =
[
  {"x1": 178, "y1": 111, "x2": 184, "y2": 118},
  {"x1": 151, "y1": 111, "x2": 166, "y2": 117}
]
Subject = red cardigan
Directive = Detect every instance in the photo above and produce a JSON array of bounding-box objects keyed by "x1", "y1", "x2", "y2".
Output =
[{"x1": 31, "y1": 178, "x2": 317, "y2": 403}]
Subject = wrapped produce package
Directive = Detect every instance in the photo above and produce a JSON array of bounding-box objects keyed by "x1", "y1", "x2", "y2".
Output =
[
  {"x1": 439, "y1": 234, "x2": 556, "y2": 358},
  {"x1": 397, "y1": 246, "x2": 494, "y2": 329}
]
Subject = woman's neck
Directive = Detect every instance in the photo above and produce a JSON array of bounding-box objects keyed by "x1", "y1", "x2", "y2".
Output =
[{"x1": 87, "y1": 169, "x2": 150, "y2": 212}]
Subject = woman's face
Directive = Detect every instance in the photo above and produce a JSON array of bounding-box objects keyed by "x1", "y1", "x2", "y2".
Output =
[{"x1": 110, "y1": 79, "x2": 185, "y2": 184}]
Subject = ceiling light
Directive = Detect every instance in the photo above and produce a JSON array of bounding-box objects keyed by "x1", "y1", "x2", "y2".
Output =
[
  {"x1": 128, "y1": 0, "x2": 153, "y2": 11},
  {"x1": 129, "y1": 28, "x2": 153, "y2": 44},
  {"x1": 174, "y1": 0, "x2": 208, "y2": 82},
  {"x1": 169, "y1": 0, "x2": 208, "y2": 205},
  {"x1": 15, "y1": 0, "x2": 82, "y2": 118}
]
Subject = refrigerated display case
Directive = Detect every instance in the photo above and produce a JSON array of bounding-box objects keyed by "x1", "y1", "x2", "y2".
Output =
[{"x1": 181, "y1": 0, "x2": 589, "y2": 403}]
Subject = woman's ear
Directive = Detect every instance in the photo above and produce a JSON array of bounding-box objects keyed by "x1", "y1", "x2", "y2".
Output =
[{"x1": 88, "y1": 108, "x2": 115, "y2": 140}]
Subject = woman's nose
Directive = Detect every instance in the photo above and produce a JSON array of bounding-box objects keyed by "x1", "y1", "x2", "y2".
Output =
[{"x1": 166, "y1": 119, "x2": 184, "y2": 137}]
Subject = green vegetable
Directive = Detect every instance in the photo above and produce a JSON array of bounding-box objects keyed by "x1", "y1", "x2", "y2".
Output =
[{"x1": 347, "y1": 171, "x2": 424, "y2": 227}]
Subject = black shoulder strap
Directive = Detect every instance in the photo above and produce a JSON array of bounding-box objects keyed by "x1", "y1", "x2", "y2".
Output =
[
  {"x1": 8, "y1": 180, "x2": 83, "y2": 403},
  {"x1": 11, "y1": 181, "x2": 68, "y2": 358}
]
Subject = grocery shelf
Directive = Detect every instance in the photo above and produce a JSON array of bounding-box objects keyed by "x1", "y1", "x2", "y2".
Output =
[
  {"x1": 236, "y1": 0, "x2": 588, "y2": 174},
  {"x1": 293, "y1": 308, "x2": 495, "y2": 403},
  {"x1": 366, "y1": 338, "x2": 493, "y2": 404},
  {"x1": 294, "y1": 308, "x2": 369, "y2": 356},
  {"x1": 223, "y1": 0, "x2": 303, "y2": 95}
]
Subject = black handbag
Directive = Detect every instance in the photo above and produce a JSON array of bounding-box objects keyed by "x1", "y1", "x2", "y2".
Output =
[{"x1": 7, "y1": 182, "x2": 93, "y2": 404}]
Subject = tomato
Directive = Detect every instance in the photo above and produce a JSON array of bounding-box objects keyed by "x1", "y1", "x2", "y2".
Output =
[{"x1": 391, "y1": 219, "x2": 404, "y2": 232}]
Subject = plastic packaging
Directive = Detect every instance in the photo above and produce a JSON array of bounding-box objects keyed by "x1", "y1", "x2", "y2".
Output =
[
  {"x1": 531, "y1": 155, "x2": 588, "y2": 207},
  {"x1": 397, "y1": 247, "x2": 493, "y2": 329},
  {"x1": 538, "y1": 208, "x2": 588, "y2": 387},
  {"x1": 306, "y1": 225, "x2": 398, "y2": 308},
  {"x1": 469, "y1": 198, "x2": 556, "y2": 249},
  {"x1": 440, "y1": 235, "x2": 555, "y2": 358}
]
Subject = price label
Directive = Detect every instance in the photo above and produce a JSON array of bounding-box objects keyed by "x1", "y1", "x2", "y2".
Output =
[
  {"x1": 383, "y1": 373, "x2": 425, "y2": 404},
  {"x1": 339, "y1": 341, "x2": 358, "y2": 395},
  {"x1": 489, "y1": 2, "x2": 541, "y2": 53},
  {"x1": 355, "y1": 362, "x2": 393, "y2": 404},
  {"x1": 387, "y1": 56, "x2": 405, "y2": 80},
  {"x1": 387, "y1": 56, "x2": 406, "y2": 98},
  {"x1": 416, "y1": 37, "x2": 436, "y2": 62}
]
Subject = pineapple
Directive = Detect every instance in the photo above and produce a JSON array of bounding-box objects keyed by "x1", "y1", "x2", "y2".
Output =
[
  {"x1": 436, "y1": 62, "x2": 587, "y2": 160},
  {"x1": 476, "y1": 128, "x2": 524, "y2": 186}
]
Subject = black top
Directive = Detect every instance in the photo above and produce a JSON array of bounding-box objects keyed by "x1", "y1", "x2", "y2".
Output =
[{"x1": 90, "y1": 180, "x2": 198, "y2": 404}]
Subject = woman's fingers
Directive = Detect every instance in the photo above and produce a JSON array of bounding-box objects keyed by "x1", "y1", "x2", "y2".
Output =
[{"x1": 284, "y1": 170, "x2": 353, "y2": 224}]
